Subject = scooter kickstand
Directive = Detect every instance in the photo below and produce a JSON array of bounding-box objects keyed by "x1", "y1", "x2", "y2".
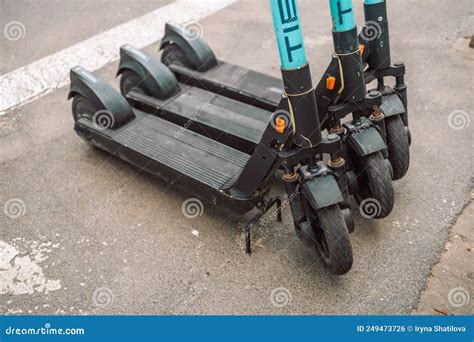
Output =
[
  {"x1": 276, "y1": 198, "x2": 282, "y2": 222},
  {"x1": 245, "y1": 218, "x2": 258, "y2": 255},
  {"x1": 245, "y1": 196, "x2": 282, "y2": 255}
]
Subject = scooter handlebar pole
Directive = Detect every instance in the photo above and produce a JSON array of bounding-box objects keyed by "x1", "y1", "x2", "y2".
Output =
[
  {"x1": 329, "y1": 0, "x2": 356, "y2": 33},
  {"x1": 328, "y1": 0, "x2": 366, "y2": 102},
  {"x1": 363, "y1": 0, "x2": 391, "y2": 69},
  {"x1": 269, "y1": 0, "x2": 322, "y2": 147}
]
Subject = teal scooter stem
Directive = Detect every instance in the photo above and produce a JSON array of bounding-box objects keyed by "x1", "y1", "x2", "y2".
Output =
[
  {"x1": 363, "y1": 0, "x2": 391, "y2": 70},
  {"x1": 328, "y1": 0, "x2": 366, "y2": 103},
  {"x1": 269, "y1": 0, "x2": 322, "y2": 148}
]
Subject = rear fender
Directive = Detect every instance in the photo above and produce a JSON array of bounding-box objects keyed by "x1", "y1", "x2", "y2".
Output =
[
  {"x1": 159, "y1": 22, "x2": 217, "y2": 71},
  {"x1": 117, "y1": 45, "x2": 180, "y2": 99},
  {"x1": 68, "y1": 66, "x2": 134, "y2": 128}
]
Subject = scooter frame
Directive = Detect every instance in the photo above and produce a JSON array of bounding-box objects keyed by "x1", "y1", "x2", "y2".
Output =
[
  {"x1": 68, "y1": 0, "x2": 356, "y2": 274},
  {"x1": 123, "y1": 0, "x2": 403, "y2": 216}
]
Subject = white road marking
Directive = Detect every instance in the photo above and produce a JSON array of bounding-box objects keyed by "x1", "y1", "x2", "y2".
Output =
[
  {"x1": 0, "y1": 240, "x2": 61, "y2": 295},
  {"x1": 0, "y1": 0, "x2": 236, "y2": 115}
]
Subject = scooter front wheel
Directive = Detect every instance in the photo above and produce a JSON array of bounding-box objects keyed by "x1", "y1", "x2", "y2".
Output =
[
  {"x1": 311, "y1": 205, "x2": 353, "y2": 275},
  {"x1": 316, "y1": 205, "x2": 353, "y2": 275},
  {"x1": 385, "y1": 115, "x2": 410, "y2": 180},
  {"x1": 354, "y1": 151, "x2": 394, "y2": 219}
]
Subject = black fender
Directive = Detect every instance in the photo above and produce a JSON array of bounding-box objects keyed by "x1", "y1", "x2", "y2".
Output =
[
  {"x1": 380, "y1": 93, "x2": 405, "y2": 118},
  {"x1": 159, "y1": 22, "x2": 217, "y2": 72},
  {"x1": 301, "y1": 168, "x2": 344, "y2": 210},
  {"x1": 380, "y1": 93, "x2": 411, "y2": 145},
  {"x1": 68, "y1": 66, "x2": 134, "y2": 128},
  {"x1": 117, "y1": 45, "x2": 180, "y2": 99},
  {"x1": 345, "y1": 117, "x2": 386, "y2": 156}
]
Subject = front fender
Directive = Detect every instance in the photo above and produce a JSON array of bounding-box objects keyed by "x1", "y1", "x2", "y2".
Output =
[
  {"x1": 345, "y1": 118, "x2": 386, "y2": 156},
  {"x1": 302, "y1": 174, "x2": 344, "y2": 210},
  {"x1": 380, "y1": 93, "x2": 405, "y2": 118}
]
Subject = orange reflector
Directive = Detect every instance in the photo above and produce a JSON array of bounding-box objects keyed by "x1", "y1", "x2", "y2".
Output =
[
  {"x1": 275, "y1": 118, "x2": 286, "y2": 134},
  {"x1": 359, "y1": 44, "x2": 365, "y2": 56},
  {"x1": 326, "y1": 76, "x2": 336, "y2": 90}
]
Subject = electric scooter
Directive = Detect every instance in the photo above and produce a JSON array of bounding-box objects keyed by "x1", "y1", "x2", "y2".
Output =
[
  {"x1": 68, "y1": 0, "x2": 355, "y2": 275},
  {"x1": 359, "y1": 0, "x2": 410, "y2": 180},
  {"x1": 122, "y1": 0, "x2": 405, "y2": 218}
]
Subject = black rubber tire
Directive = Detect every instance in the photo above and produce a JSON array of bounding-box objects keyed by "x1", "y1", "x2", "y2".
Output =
[
  {"x1": 119, "y1": 70, "x2": 147, "y2": 96},
  {"x1": 314, "y1": 205, "x2": 353, "y2": 275},
  {"x1": 72, "y1": 95, "x2": 94, "y2": 122},
  {"x1": 385, "y1": 115, "x2": 410, "y2": 180},
  {"x1": 355, "y1": 151, "x2": 394, "y2": 219},
  {"x1": 161, "y1": 44, "x2": 193, "y2": 69}
]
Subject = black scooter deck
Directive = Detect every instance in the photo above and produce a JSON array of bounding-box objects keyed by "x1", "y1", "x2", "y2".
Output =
[
  {"x1": 126, "y1": 83, "x2": 271, "y2": 153},
  {"x1": 75, "y1": 110, "x2": 261, "y2": 211},
  {"x1": 168, "y1": 62, "x2": 404, "y2": 126},
  {"x1": 169, "y1": 62, "x2": 282, "y2": 111}
]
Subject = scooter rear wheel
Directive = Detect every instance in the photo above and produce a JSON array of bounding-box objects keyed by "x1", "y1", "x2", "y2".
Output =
[
  {"x1": 120, "y1": 70, "x2": 147, "y2": 96},
  {"x1": 312, "y1": 205, "x2": 353, "y2": 275},
  {"x1": 72, "y1": 95, "x2": 94, "y2": 122},
  {"x1": 385, "y1": 115, "x2": 410, "y2": 180},
  {"x1": 354, "y1": 151, "x2": 394, "y2": 219},
  {"x1": 161, "y1": 44, "x2": 193, "y2": 69}
]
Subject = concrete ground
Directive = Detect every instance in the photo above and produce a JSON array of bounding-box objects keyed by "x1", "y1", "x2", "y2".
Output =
[
  {"x1": 0, "y1": 0, "x2": 473, "y2": 315},
  {"x1": 413, "y1": 198, "x2": 473, "y2": 315}
]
